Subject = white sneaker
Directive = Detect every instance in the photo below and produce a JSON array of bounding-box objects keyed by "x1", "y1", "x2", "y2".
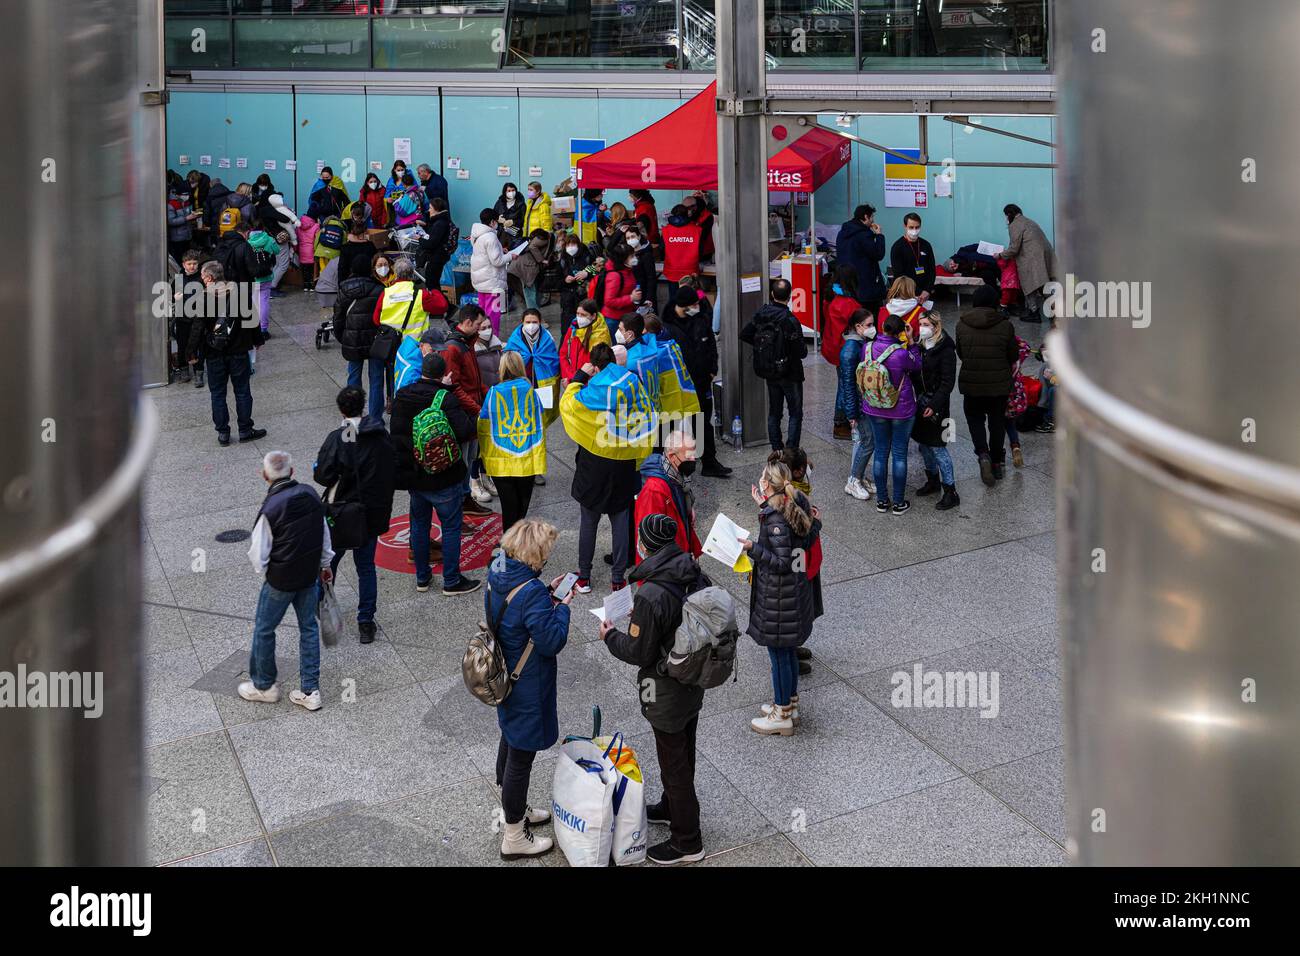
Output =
[
  {"x1": 844, "y1": 478, "x2": 870, "y2": 500},
  {"x1": 750, "y1": 704, "x2": 796, "y2": 736},
  {"x1": 500, "y1": 820, "x2": 554, "y2": 860},
  {"x1": 289, "y1": 688, "x2": 322, "y2": 711},
  {"x1": 863, "y1": 477, "x2": 876, "y2": 495},
  {"x1": 470, "y1": 478, "x2": 492, "y2": 504},
  {"x1": 761, "y1": 695, "x2": 801, "y2": 725},
  {"x1": 480, "y1": 474, "x2": 498, "y2": 497},
  {"x1": 237, "y1": 680, "x2": 280, "y2": 703}
]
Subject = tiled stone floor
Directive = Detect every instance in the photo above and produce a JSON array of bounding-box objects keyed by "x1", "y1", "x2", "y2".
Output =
[{"x1": 144, "y1": 284, "x2": 1064, "y2": 867}]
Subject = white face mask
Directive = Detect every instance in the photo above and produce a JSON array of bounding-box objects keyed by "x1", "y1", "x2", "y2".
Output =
[
  {"x1": 524, "y1": 323, "x2": 540, "y2": 337},
  {"x1": 478, "y1": 328, "x2": 492, "y2": 342},
  {"x1": 919, "y1": 325, "x2": 934, "y2": 339},
  {"x1": 906, "y1": 227, "x2": 921, "y2": 239},
  {"x1": 628, "y1": 236, "x2": 640, "y2": 249},
  {"x1": 375, "y1": 264, "x2": 390, "y2": 277},
  {"x1": 566, "y1": 245, "x2": 579, "y2": 256},
  {"x1": 615, "y1": 330, "x2": 628, "y2": 345},
  {"x1": 505, "y1": 190, "x2": 517, "y2": 201},
  {"x1": 628, "y1": 256, "x2": 639, "y2": 267},
  {"x1": 576, "y1": 314, "x2": 592, "y2": 327},
  {"x1": 685, "y1": 306, "x2": 700, "y2": 317},
  {"x1": 864, "y1": 325, "x2": 877, "y2": 339}
]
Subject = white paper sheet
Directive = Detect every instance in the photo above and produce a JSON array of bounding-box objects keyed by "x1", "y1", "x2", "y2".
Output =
[
  {"x1": 589, "y1": 586, "x2": 634, "y2": 623},
  {"x1": 976, "y1": 240, "x2": 1005, "y2": 257},
  {"x1": 702, "y1": 513, "x2": 751, "y2": 568},
  {"x1": 537, "y1": 385, "x2": 554, "y2": 410},
  {"x1": 509, "y1": 241, "x2": 530, "y2": 257}
]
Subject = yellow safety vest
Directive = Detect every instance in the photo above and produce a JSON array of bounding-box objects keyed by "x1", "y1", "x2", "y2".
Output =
[{"x1": 377, "y1": 281, "x2": 429, "y2": 340}]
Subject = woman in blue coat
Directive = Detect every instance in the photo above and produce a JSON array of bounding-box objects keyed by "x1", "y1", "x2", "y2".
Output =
[
  {"x1": 836, "y1": 308, "x2": 877, "y2": 501},
  {"x1": 486, "y1": 518, "x2": 572, "y2": 859}
]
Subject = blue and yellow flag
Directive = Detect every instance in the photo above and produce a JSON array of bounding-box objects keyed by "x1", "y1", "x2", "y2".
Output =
[
  {"x1": 560, "y1": 364, "x2": 655, "y2": 461},
  {"x1": 626, "y1": 334, "x2": 667, "y2": 412},
  {"x1": 478, "y1": 378, "x2": 547, "y2": 478},
  {"x1": 503, "y1": 326, "x2": 561, "y2": 428},
  {"x1": 656, "y1": 336, "x2": 701, "y2": 417}
]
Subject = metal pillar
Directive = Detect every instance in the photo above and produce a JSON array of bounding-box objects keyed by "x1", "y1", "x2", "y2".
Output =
[
  {"x1": 139, "y1": 0, "x2": 171, "y2": 388},
  {"x1": 714, "y1": 0, "x2": 769, "y2": 446},
  {"x1": 1056, "y1": 0, "x2": 1300, "y2": 864},
  {"x1": 0, "y1": 0, "x2": 159, "y2": 865}
]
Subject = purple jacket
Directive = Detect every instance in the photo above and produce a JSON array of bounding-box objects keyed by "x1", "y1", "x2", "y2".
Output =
[{"x1": 862, "y1": 335, "x2": 923, "y2": 420}]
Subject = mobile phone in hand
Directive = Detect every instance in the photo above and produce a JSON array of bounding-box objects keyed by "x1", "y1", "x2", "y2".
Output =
[{"x1": 552, "y1": 572, "x2": 579, "y2": 602}]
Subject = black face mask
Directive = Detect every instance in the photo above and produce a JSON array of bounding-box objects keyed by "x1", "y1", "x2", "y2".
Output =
[{"x1": 678, "y1": 460, "x2": 696, "y2": 478}]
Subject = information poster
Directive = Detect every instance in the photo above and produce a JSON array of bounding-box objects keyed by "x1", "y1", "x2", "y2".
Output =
[
  {"x1": 393, "y1": 137, "x2": 412, "y2": 163},
  {"x1": 884, "y1": 147, "x2": 928, "y2": 208}
]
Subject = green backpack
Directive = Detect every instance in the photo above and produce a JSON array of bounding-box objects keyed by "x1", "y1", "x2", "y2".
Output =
[
  {"x1": 857, "y1": 342, "x2": 904, "y2": 410},
  {"x1": 412, "y1": 391, "x2": 461, "y2": 475}
]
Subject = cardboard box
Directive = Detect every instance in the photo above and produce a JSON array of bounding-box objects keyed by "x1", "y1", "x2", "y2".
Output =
[
  {"x1": 367, "y1": 228, "x2": 392, "y2": 251},
  {"x1": 552, "y1": 195, "x2": 576, "y2": 213}
]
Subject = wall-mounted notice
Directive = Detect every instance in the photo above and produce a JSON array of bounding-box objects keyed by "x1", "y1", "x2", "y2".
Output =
[
  {"x1": 178, "y1": 154, "x2": 190, "y2": 166},
  {"x1": 456, "y1": 169, "x2": 470, "y2": 180},
  {"x1": 236, "y1": 157, "x2": 248, "y2": 169},
  {"x1": 199, "y1": 155, "x2": 212, "y2": 166},
  {"x1": 884, "y1": 148, "x2": 927, "y2": 208},
  {"x1": 497, "y1": 166, "x2": 511, "y2": 177},
  {"x1": 218, "y1": 158, "x2": 231, "y2": 169},
  {"x1": 264, "y1": 159, "x2": 276, "y2": 170},
  {"x1": 285, "y1": 159, "x2": 297, "y2": 171},
  {"x1": 316, "y1": 160, "x2": 325, "y2": 173},
  {"x1": 393, "y1": 138, "x2": 412, "y2": 163},
  {"x1": 370, "y1": 161, "x2": 383, "y2": 171},
  {"x1": 528, "y1": 165, "x2": 543, "y2": 177},
  {"x1": 446, "y1": 157, "x2": 461, "y2": 170}
]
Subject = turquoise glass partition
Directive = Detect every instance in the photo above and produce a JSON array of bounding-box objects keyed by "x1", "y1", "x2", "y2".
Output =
[{"x1": 295, "y1": 93, "x2": 368, "y2": 211}]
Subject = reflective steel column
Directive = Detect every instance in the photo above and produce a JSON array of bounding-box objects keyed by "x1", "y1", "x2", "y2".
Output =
[
  {"x1": 1056, "y1": 0, "x2": 1300, "y2": 864},
  {"x1": 0, "y1": 0, "x2": 159, "y2": 864}
]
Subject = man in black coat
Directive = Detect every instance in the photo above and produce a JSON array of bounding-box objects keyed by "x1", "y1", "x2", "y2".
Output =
[
  {"x1": 194, "y1": 261, "x2": 266, "y2": 446},
  {"x1": 661, "y1": 287, "x2": 730, "y2": 477},
  {"x1": 601, "y1": 513, "x2": 707, "y2": 866},
  {"x1": 836, "y1": 203, "x2": 886, "y2": 311},
  {"x1": 389, "y1": 351, "x2": 481, "y2": 595},
  {"x1": 214, "y1": 220, "x2": 260, "y2": 285},
  {"x1": 739, "y1": 279, "x2": 808, "y2": 451},
  {"x1": 314, "y1": 386, "x2": 396, "y2": 644},
  {"x1": 889, "y1": 212, "x2": 937, "y2": 301},
  {"x1": 956, "y1": 284, "x2": 1020, "y2": 485}
]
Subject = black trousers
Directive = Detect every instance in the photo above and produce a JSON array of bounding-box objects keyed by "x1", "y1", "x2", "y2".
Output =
[
  {"x1": 765, "y1": 379, "x2": 804, "y2": 451},
  {"x1": 963, "y1": 393, "x2": 1009, "y2": 464},
  {"x1": 653, "y1": 715, "x2": 702, "y2": 853},
  {"x1": 698, "y1": 385, "x2": 720, "y2": 464},
  {"x1": 495, "y1": 735, "x2": 537, "y2": 826},
  {"x1": 495, "y1": 474, "x2": 536, "y2": 532}
]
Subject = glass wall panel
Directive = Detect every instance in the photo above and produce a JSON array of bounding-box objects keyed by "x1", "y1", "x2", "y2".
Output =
[
  {"x1": 165, "y1": 0, "x2": 231, "y2": 13},
  {"x1": 506, "y1": 0, "x2": 681, "y2": 71},
  {"x1": 234, "y1": 17, "x2": 371, "y2": 68},
  {"x1": 373, "y1": 16, "x2": 502, "y2": 68},
  {"x1": 373, "y1": 1, "x2": 507, "y2": 11},
  {"x1": 858, "y1": 0, "x2": 1049, "y2": 71},
  {"x1": 232, "y1": 1, "x2": 373, "y2": 13},
  {"x1": 766, "y1": 0, "x2": 856, "y2": 70},
  {"x1": 165, "y1": 17, "x2": 233, "y2": 68}
]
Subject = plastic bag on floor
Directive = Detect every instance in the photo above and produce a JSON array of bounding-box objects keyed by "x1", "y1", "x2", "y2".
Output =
[
  {"x1": 318, "y1": 582, "x2": 343, "y2": 647},
  {"x1": 593, "y1": 732, "x2": 647, "y2": 866},
  {"x1": 552, "y1": 737, "x2": 616, "y2": 867}
]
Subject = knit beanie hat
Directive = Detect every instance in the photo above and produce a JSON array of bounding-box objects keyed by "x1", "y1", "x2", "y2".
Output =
[{"x1": 638, "y1": 513, "x2": 678, "y2": 554}]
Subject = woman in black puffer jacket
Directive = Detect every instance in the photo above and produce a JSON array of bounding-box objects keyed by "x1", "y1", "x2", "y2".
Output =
[
  {"x1": 332, "y1": 263, "x2": 386, "y2": 418},
  {"x1": 742, "y1": 460, "x2": 819, "y2": 736},
  {"x1": 910, "y1": 309, "x2": 960, "y2": 511}
]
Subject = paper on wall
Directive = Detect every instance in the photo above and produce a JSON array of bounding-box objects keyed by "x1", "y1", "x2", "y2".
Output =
[
  {"x1": 393, "y1": 137, "x2": 412, "y2": 163},
  {"x1": 702, "y1": 513, "x2": 751, "y2": 569},
  {"x1": 976, "y1": 240, "x2": 1005, "y2": 257},
  {"x1": 528, "y1": 165, "x2": 543, "y2": 177},
  {"x1": 589, "y1": 586, "x2": 634, "y2": 624},
  {"x1": 740, "y1": 274, "x2": 762, "y2": 294},
  {"x1": 199, "y1": 155, "x2": 212, "y2": 166},
  {"x1": 456, "y1": 169, "x2": 470, "y2": 180},
  {"x1": 178, "y1": 154, "x2": 190, "y2": 166},
  {"x1": 934, "y1": 173, "x2": 952, "y2": 198},
  {"x1": 285, "y1": 159, "x2": 297, "y2": 171},
  {"x1": 236, "y1": 157, "x2": 248, "y2": 169}
]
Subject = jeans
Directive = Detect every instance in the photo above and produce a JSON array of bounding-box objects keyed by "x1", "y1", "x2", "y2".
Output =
[
  {"x1": 205, "y1": 352, "x2": 255, "y2": 437},
  {"x1": 652, "y1": 716, "x2": 703, "y2": 854},
  {"x1": 1042, "y1": 383, "x2": 1056, "y2": 423},
  {"x1": 346, "y1": 358, "x2": 387, "y2": 419},
  {"x1": 868, "y1": 415, "x2": 914, "y2": 504},
  {"x1": 522, "y1": 284, "x2": 539, "y2": 310},
  {"x1": 919, "y1": 443, "x2": 955, "y2": 485},
  {"x1": 409, "y1": 486, "x2": 464, "y2": 586},
  {"x1": 461, "y1": 439, "x2": 479, "y2": 498},
  {"x1": 963, "y1": 394, "x2": 1009, "y2": 464},
  {"x1": 495, "y1": 475, "x2": 536, "y2": 531},
  {"x1": 767, "y1": 647, "x2": 799, "y2": 706},
  {"x1": 250, "y1": 581, "x2": 321, "y2": 693},
  {"x1": 1005, "y1": 417, "x2": 1021, "y2": 445},
  {"x1": 329, "y1": 536, "x2": 377, "y2": 624},
  {"x1": 849, "y1": 419, "x2": 875, "y2": 481},
  {"x1": 765, "y1": 379, "x2": 803, "y2": 451},
  {"x1": 578, "y1": 505, "x2": 630, "y2": 584},
  {"x1": 495, "y1": 735, "x2": 538, "y2": 826}
]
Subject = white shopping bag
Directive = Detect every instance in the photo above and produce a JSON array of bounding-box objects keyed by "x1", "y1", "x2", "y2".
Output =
[
  {"x1": 594, "y1": 733, "x2": 647, "y2": 866},
  {"x1": 317, "y1": 582, "x2": 343, "y2": 648},
  {"x1": 552, "y1": 738, "x2": 616, "y2": 867}
]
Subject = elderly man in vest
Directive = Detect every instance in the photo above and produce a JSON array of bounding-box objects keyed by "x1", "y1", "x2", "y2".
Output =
[{"x1": 240, "y1": 451, "x2": 335, "y2": 712}]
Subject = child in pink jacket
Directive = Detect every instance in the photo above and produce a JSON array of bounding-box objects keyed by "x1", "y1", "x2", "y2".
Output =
[{"x1": 296, "y1": 215, "x2": 320, "y2": 290}]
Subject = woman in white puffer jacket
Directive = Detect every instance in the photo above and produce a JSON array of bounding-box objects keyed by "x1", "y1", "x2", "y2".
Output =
[{"x1": 470, "y1": 208, "x2": 516, "y2": 336}]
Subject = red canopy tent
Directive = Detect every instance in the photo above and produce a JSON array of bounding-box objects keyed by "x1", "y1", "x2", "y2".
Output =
[{"x1": 576, "y1": 82, "x2": 850, "y2": 192}]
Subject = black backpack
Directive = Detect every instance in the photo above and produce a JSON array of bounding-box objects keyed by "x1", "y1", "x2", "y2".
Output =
[
  {"x1": 442, "y1": 222, "x2": 460, "y2": 256},
  {"x1": 751, "y1": 317, "x2": 788, "y2": 380},
  {"x1": 334, "y1": 277, "x2": 381, "y2": 360},
  {"x1": 250, "y1": 247, "x2": 275, "y2": 280}
]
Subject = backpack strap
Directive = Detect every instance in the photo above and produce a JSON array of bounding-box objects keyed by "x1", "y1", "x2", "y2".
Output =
[
  {"x1": 486, "y1": 580, "x2": 536, "y2": 681},
  {"x1": 429, "y1": 389, "x2": 447, "y2": 414}
]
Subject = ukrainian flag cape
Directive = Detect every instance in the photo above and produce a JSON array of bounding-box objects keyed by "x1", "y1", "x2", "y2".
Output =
[
  {"x1": 478, "y1": 378, "x2": 547, "y2": 477},
  {"x1": 503, "y1": 326, "x2": 561, "y2": 428},
  {"x1": 655, "y1": 333, "x2": 701, "y2": 418},
  {"x1": 626, "y1": 334, "x2": 667, "y2": 412},
  {"x1": 560, "y1": 364, "x2": 656, "y2": 461}
]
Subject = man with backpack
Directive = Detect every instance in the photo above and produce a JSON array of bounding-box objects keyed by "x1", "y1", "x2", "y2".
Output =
[
  {"x1": 313, "y1": 387, "x2": 396, "y2": 644},
  {"x1": 390, "y1": 351, "x2": 481, "y2": 596},
  {"x1": 739, "y1": 278, "x2": 808, "y2": 451},
  {"x1": 440, "y1": 304, "x2": 495, "y2": 519},
  {"x1": 600, "y1": 513, "x2": 714, "y2": 865},
  {"x1": 195, "y1": 261, "x2": 267, "y2": 447},
  {"x1": 214, "y1": 219, "x2": 265, "y2": 286}
]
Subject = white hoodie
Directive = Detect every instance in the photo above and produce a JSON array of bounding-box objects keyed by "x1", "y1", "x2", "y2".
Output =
[
  {"x1": 268, "y1": 194, "x2": 299, "y2": 243},
  {"x1": 469, "y1": 221, "x2": 509, "y2": 293}
]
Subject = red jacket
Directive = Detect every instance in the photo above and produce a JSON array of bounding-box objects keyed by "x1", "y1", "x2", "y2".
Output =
[
  {"x1": 877, "y1": 303, "x2": 924, "y2": 339},
  {"x1": 661, "y1": 223, "x2": 702, "y2": 282},
  {"x1": 634, "y1": 475, "x2": 702, "y2": 560},
  {"x1": 359, "y1": 185, "x2": 388, "y2": 229},
  {"x1": 559, "y1": 320, "x2": 607, "y2": 383},
  {"x1": 598, "y1": 262, "x2": 638, "y2": 321},
  {"x1": 821, "y1": 294, "x2": 860, "y2": 365},
  {"x1": 633, "y1": 198, "x2": 660, "y2": 245},
  {"x1": 696, "y1": 206, "x2": 715, "y2": 260},
  {"x1": 440, "y1": 331, "x2": 486, "y2": 417}
]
